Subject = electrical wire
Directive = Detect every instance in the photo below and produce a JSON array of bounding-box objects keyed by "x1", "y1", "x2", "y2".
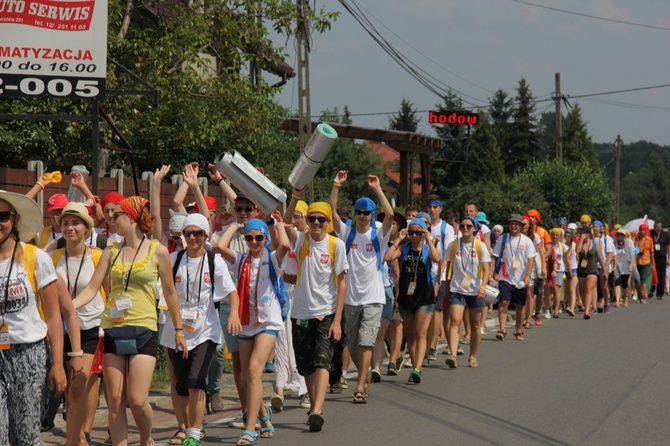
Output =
[{"x1": 507, "y1": 0, "x2": 670, "y2": 32}]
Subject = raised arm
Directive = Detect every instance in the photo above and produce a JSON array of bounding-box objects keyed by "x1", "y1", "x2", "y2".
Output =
[
  {"x1": 215, "y1": 223, "x2": 240, "y2": 264},
  {"x1": 151, "y1": 165, "x2": 171, "y2": 241},
  {"x1": 25, "y1": 171, "x2": 60, "y2": 201},
  {"x1": 208, "y1": 163, "x2": 237, "y2": 207},
  {"x1": 328, "y1": 170, "x2": 348, "y2": 231},
  {"x1": 368, "y1": 174, "x2": 394, "y2": 235},
  {"x1": 284, "y1": 185, "x2": 308, "y2": 246},
  {"x1": 273, "y1": 222, "x2": 290, "y2": 265},
  {"x1": 183, "y1": 163, "x2": 209, "y2": 220}
]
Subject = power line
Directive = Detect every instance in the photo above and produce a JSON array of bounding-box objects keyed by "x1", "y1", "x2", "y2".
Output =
[{"x1": 508, "y1": 0, "x2": 670, "y2": 31}]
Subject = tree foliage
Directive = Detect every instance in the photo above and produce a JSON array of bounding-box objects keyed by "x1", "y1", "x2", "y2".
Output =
[{"x1": 505, "y1": 78, "x2": 540, "y2": 174}]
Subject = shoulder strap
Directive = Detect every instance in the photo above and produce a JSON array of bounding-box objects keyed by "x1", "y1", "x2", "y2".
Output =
[
  {"x1": 172, "y1": 249, "x2": 186, "y2": 285},
  {"x1": 440, "y1": 220, "x2": 447, "y2": 246},
  {"x1": 39, "y1": 226, "x2": 52, "y2": 249},
  {"x1": 95, "y1": 233, "x2": 108, "y2": 249},
  {"x1": 267, "y1": 250, "x2": 289, "y2": 321},
  {"x1": 51, "y1": 247, "x2": 65, "y2": 267},
  {"x1": 297, "y1": 235, "x2": 312, "y2": 285},
  {"x1": 23, "y1": 243, "x2": 45, "y2": 320},
  {"x1": 328, "y1": 235, "x2": 338, "y2": 286},
  {"x1": 206, "y1": 249, "x2": 216, "y2": 295},
  {"x1": 447, "y1": 239, "x2": 484, "y2": 280},
  {"x1": 398, "y1": 243, "x2": 411, "y2": 272},
  {"x1": 346, "y1": 225, "x2": 381, "y2": 271},
  {"x1": 446, "y1": 240, "x2": 458, "y2": 280},
  {"x1": 422, "y1": 244, "x2": 435, "y2": 289}
]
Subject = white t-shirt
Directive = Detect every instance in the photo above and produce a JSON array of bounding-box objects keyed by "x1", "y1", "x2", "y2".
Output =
[
  {"x1": 161, "y1": 251, "x2": 237, "y2": 350},
  {"x1": 0, "y1": 244, "x2": 57, "y2": 344},
  {"x1": 567, "y1": 242, "x2": 577, "y2": 271},
  {"x1": 446, "y1": 238, "x2": 491, "y2": 296},
  {"x1": 549, "y1": 242, "x2": 570, "y2": 273},
  {"x1": 431, "y1": 220, "x2": 455, "y2": 281},
  {"x1": 476, "y1": 224, "x2": 491, "y2": 241},
  {"x1": 230, "y1": 250, "x2": 285, "y2": 336},
  {"x1": 615, "y1": 238, "x2": 636, "y2": 277},
  {"x1": 492, "y1": 233, "x2": 537, "y2": 286},
  {"x1": 595, "y1": 235, "x2": 616, "y2": 272},
  {"x1": 55, "y1": 250, "x2": 104, "y2": 330},
  {"x1": 94, "y1": 227, "x2": 124, "y2": 244},
  {"x1": 337, "y1": 220, "x2": 391, "y2": 306},
  {"x1": 217, "y1": 226, "x2": 249, "y2": 286},
  {"x1": 291, "y1": 232, "x2": 348, "y2": 319}
]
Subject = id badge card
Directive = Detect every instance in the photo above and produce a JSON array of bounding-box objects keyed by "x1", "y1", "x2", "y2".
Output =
[
  {"x1": 461, "y1": 275, "x2": 473, "y2": 290},
  {"x1": 655, "y1": 243, "x2": 661, "y2": 251},
  {"x1": 512, "y1": 259, "x2": 521, "y2": 270},
  {"x1": 580, "y1": 259, "x2": 588, "y2": 268},
  {"x1": 407, "y1": 281, "x2": 417, "y2": 295},
  {"x1": 110, "y1": 306, "x2": 125, "y2": 323},
  {"x1": 115, "y1": 295, "x2": 133, "y2": 311},
  {"x1": 181, "y1": 308, "x2": 199, "y2": 320},
  {"x1": 0, "y1": 324, "x2": 9, "y2": 350}
]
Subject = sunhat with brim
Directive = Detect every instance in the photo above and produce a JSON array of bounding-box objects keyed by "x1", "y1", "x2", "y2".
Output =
[
  {"x1": 56, "y1": 202, "x2": 94, "y2": 229},
  {"x1": 0, "y1": 190, "x2": 42, "y2": 242}
]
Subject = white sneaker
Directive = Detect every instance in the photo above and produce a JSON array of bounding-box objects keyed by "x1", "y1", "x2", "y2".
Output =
[
  {"x1": 544, "y1": 310, "x2": 551, "y2": 320},
  {"x1": 299, "y1": 393, "x2": 311, "y2": 409},
  {"x1": 480, "y1": 327, "x2": 486, "y2": 335},
  {"x1": 230, "y1": 413, "x2": 259, "y2": 429}
]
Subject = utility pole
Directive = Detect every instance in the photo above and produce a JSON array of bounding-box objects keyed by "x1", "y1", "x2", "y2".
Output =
[
  {"x1": 554, "y1": 72, "x2": 562, "y2": 160},
  {"x1": 615, "y1": 134, "x2": 622, "y2": 222},
  {"x1": 296, "y1": 0, "x2": 313, "y2": 202}
]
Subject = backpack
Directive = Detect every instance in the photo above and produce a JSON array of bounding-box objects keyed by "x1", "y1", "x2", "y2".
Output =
[
  {"x1": 51, "y1": 246, "x2": 107, "y2": 304},
  {"x1": 446, "y1": 238, "x2": 484, "y2": 281},
  {"x1": 494, "y1": 233, "x2": 509, "y2": 275},
  {"x1": 23, "y1": 243, "x2": 44, "y2": 319},
  {"x1": 398, "y1": 243, "x2": 435, "y2": 290},
  {"x1": 297, "y1": 234, "x2": 338, "y2": 286},
  {"x1": 237, "y1": 251, "x2": 290, "y2": 321},
  {"x1": 345, "y1": 224, "x2": 382, "y2": 271},
  {"x1": 172, "y1": 249, "x2": 216, "y2": 296},
  {"x1": 56, "y1": 233, "x2": 108, "y2": 250}
]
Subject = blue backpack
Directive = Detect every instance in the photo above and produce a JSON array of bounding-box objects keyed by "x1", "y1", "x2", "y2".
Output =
[{"x1": 238, "y1": 251, "x2": 290, "y2": 321}]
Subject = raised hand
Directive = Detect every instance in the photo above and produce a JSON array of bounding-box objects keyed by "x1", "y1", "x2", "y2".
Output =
[{"x1": 335, "y1": 170, "x2": 348, "y2": 184}]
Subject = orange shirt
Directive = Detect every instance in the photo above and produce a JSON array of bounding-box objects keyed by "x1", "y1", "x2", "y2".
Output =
[
  {"x1": 636, "y1": 237, "x2": 653, "y2": 266},
  {"x1": 536, "y1": 227, "x2": 551, "y2": 245}
]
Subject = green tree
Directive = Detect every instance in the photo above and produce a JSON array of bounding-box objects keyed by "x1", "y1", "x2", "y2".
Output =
[
  {"x1": 562, "y1": 104, "x2": 598, "y2": 169},
  {"x1": 537, "y1": 110, "x2": 557, "y2": 159},
  {"x1": 388, "y1": 99, "x2": 419, "y2": 132},
  {"x1": 457, "y1": 111, "x2": 504, "y2": 186},
  {"x1": 505, "y1": 78, "x2": 540, "y2": 175},
  {"x1": 619, "y1": 151, "x2": 670, "y2": 224},
  {"x1": 489, "y1": 89, "x2": 514, "y2": 160}
]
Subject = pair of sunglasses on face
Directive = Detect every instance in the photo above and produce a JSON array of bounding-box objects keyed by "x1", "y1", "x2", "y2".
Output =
[{"x1": 171, "y1": 230, "x2": 205, "y2": 240}]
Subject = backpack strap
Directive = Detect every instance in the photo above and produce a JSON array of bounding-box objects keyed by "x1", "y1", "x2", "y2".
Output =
[
  {"x1": 446, "y1": 239, "x2": 458, "y2": 281},
  {"x1": 298, "y1": 234, "x2": 338, "y2": 286},
  {"x1": 39, "y1": 226, "x2": 52, "y2": 249},
  {"x1": 23, "y1": 243, "x2": 44, "y2": 320},
  {"x1": 266, "y1": 251, "x2": 289, "y2": 321},
  {"x1": 399, "y1": 243, "x2": 434, "y2": 290},
  {"x1": 346, "y1": 225, "x2": 382, "y2": 271},
  {"x1": 440, "y1": 220, "x2": 447, "y2": 246},
  {"x1": 447, "y1": 239, "x2": 483, "y2": 280},
  {"x1": 172, "y1": 249, "x2": 187, "y2": 287}
]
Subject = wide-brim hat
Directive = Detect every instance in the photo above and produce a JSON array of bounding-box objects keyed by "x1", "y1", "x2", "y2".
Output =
[
  {"x1": 377, "y1": 211, "x2": 407, "y2": 230},
  {"x1": 0, "y1": 190, "x2": 42, "y2": 242},
  {"x1": 56, "y1": 202, "x2": 94, "y2": 229}
]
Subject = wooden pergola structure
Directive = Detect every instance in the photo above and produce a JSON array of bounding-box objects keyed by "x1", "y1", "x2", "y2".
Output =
[{"x1": 281, "y1": 118, "x2": 444, "y2": 208}]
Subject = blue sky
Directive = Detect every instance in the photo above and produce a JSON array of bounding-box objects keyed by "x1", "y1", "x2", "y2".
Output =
[{"x1": 273, "y1": 0, "x2": 670, "y2": 147}]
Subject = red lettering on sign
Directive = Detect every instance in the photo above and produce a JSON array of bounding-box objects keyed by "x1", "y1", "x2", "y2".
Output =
[
  {"x1": 428, "y1": 110, "x2": 479, "y2": 126},
  {"x1": 0, "y1": 0, "x2": 94, "y2": 30}
]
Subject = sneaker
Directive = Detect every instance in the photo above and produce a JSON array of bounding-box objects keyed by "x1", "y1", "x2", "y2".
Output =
[
  {"x1": 210, "y1": 392, "x2": 224, "y2": 413},
  {"x1": 299, "y1": 393, "x2": 311, "y2": 409},
  {"x1": 181, "y1": 438, "x2": 200, "y2": 446},
  {"x1": 408, "y1": 369, "x2": 421, "y2": 384},
  {"x1": 264, "y1": 361, "x2": 274, "y2": 373},
  {"x1": 566, "y1": 308, "x2": 575, "y2": 317},
  {"x1": 330, "y1": 380, "x2": 342, "y2": 394},
  {"x1": 371, "y1": 369, "x2": 382, "y2": 383},
  {"x1": 442, "y1": 347, "x2": 451, "y2": 355},
  {"x1": 427, "y1": 348, "x2": 437, "y2": 361},
  {"x1": 308, "y1": 413, "x2": 324, "y2": 433},
  {"x1": 597, "y1": 306, "x2": 604, "y2": 314},
  {"x1": 230, "y1": 414, "x2": 246, "y2": 429},
  {"x1": 270, "y1": 394, "x2": 284, "y2": 413},
  {"x1": 544, "y1": 310, "x2": 551, "y2": 320},
  {"x1": 534, "y1": 315, "x2": 543, "y2": 326},
  {"x1": 456, "y1": 345, "x2": 464, "y2": 356},
  {"x1": 604, "y1": 305, "x2": 611, "y2": 314},
  {"x1": 480, "y1": 327, "x2": 486, "y2": 335},
  {"x1": 404, "y1": 357, "x2": 414, "y2": 368},
  {"x1": 395, "y1": 356, "x2": 405, "y2": 370},
  {"x1": 340, "y1": 375, "x2": 348, "y2": 389},
  {"x1": 639, "y1": 298, "x2": 647, "y2": 304},
  {"x1": 387, "y1": 362, "x2": 398, "y2": 376}
]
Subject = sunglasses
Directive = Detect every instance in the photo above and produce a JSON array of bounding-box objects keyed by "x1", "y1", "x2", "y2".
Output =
[
  {"x1": 235, "y1": 206, "x2": 255, "y2": 213},
  {"x1": 112, "y1": 212, "x2": 125, "y2": 221},
  {"x1": 307, "y1": 216, "x2": 329, "y2": 224},
  {"x1": 459, "y1": 224, "x2": 474, "y2": 230},
  {"x1": 184, "y1": 230, "x2": 205, "y2": 238},
  {"x1": 356, "y1": 210, "x2": 371, "y2": 216},
  {"x1": 407, "y1": 230, "x2": 424, "y2": 236},
  {"x1": 0, "y1": 211, "x2": 15, "y2": 223},
  {"x1": 244, "y1": 234, "x2": 265, "y2": 242},
  {"x1": 170, "y1": 234, "x2": 182, "y2": 240}
]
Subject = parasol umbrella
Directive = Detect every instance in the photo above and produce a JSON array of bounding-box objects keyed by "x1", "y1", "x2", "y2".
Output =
[{"x1": 624, "y1": 218, "x2": 654, "y2": 232}]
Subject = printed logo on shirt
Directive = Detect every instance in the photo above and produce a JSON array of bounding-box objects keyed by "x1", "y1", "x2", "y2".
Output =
[
  {"x1": 351, "y1": 243, "x2": 358, "y2": 249},
  {"x1": 320, "y1": 254, "x2": 330, "y2": 265},
  {"x1": 204, "y1": 272, "x2": 211, "y2": 284},
  {"x1": 288, "y1": 250, "x2": 297, "y2": 258},
  {"x1": 366, "y1": 243, "x2": 373, "y2": 252},
  {"x1": 0, "y1": 274, "x2": 30, "y2": 315},
  {"x1": 175, "y1": 275, "x2": 182, "y2": 283}
]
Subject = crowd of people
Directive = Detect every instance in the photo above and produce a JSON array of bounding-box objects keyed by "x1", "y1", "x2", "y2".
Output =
[{"x1": 0, "y1": 163, "x2": 666, "y2": 446}]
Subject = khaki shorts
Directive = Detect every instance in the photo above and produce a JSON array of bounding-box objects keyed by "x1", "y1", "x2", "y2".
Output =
[{"x1": 344, "y1": 303, "x2": 382, "y2": 354}]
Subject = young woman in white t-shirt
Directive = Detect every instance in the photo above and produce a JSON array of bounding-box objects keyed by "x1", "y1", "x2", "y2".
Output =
[{"x1": 217, "y1": 218, "x2": 289, "y2": 445}]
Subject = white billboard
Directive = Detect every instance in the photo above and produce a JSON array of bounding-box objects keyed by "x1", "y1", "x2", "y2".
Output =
[{"x1": 0, "y1": 0, "x2": 107, "y2": 99}]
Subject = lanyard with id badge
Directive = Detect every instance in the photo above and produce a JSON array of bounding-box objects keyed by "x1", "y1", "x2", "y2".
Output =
[
  {"x1": 109, "y1": 236, "x2": 146, "y2": 324},
  {"x1": 407, "y1": 248, "x2": 422, "y2": 296},
  {"x1": 460, "y1": 239, "x2": 476, "y2": 291},
  {"x1": 181, "y1": 254, "x2": 206, "y2": 332}
]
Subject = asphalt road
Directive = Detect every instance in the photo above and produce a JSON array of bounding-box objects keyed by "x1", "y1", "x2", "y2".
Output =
[{"x1": 202, "y1": 299, "x2": 670, "y2": 446}]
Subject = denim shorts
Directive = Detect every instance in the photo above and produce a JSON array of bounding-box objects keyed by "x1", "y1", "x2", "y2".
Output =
[
  {"x1": 219, "y1": 303, "x2": 239, "y2": 353},
  {"x1": 398, "y1": 303, "x2": 435, "y2": 318},
  {"x1": 381, "y1": 286, "x2": 395, "y2": 320},
  {"x1": 449, "y1": 291, "x2": 486, "y2": 310}
]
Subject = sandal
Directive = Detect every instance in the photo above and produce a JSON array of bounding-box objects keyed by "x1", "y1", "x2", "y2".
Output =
[
  {"x1": 523, "y1": 320, "x2": 532, "y2": 330},
  {"x1": 168, "y1": 429, "x2": 186, "y2": 445},
  {"x1": 445, "y1": 355, "x2": 457, "y2": 369},
  {"x1": 495, "y1": 330, "x2": 506, "y2": 340},
  {"x1": 513, "y1": 332, "x2": 525, "y2": 341},
  {"x1": 258, "y1": 404, "x2": 274, "y2": 438},
  {"x1": 468, "y1": 357, "x2": 479, "y2": 368},
  {"x1": 459, "y1": 336, "x2": 470, "y2": 345},
  {"x1": 236, "y1": 430, "x2": 258, "y2": 445},
  {"x1": 308, "y1": 412, "x2": 324, "y2": 432},
  {"x1": 352, "y1": 391, "x2": 367, "y2": 404}
]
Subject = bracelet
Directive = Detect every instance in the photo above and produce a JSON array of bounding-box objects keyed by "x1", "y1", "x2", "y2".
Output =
[
  {"x1": 67, "y1": 351, "x2": 84, "y2": 358},
  {"x1": 333, "y1": 180, "x2": 342, "y2": 187},
  {"x1": 175, "y1": 327, "x2": 184, "y2": 331},
  {"x1": 266, "y1": 217, "x2": 275, "y2": 226},
  {"x1": 214, "y1": 176, "x2": 224, "y2": 184},
  {"x1": 291, "y1": 193, "x2": 301, "y2": 200},
  {"x1": 36, "y1": 181, "x2": 44, "y2": 191},
  {"x1": 175, "y1": 332, "x2": 185, "y2": 338}
]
